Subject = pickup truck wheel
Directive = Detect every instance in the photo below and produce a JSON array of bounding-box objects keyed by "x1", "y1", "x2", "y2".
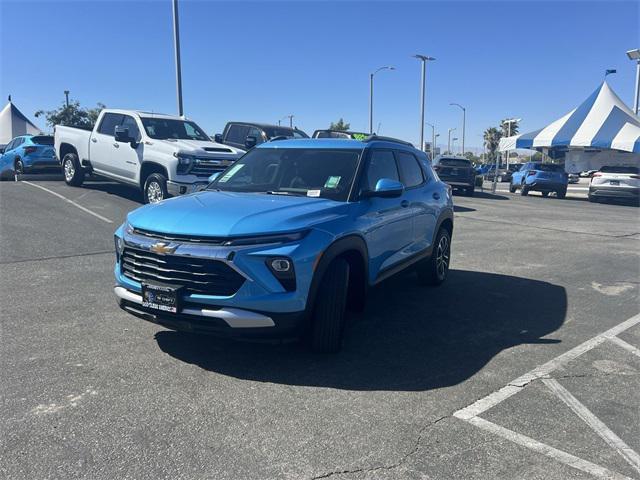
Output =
[
  {"x1": 143, "y1": 173, "x2": 168, "y2": 204},
  {"x1": 62, "y1": 153, "x2": 84, "y2": 186},
  {"x1": 310, "y1": 258, "x2": 350, "y2": 353},
  {"x1": 416, "y1": 227, "x2": 451, "y2": 286}
]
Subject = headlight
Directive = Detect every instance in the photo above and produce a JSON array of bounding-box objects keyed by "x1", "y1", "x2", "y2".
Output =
[
  {"x1": 114, "y1": 234, "x2": 124, "y2": 261},
  {"x1": 222, "y1": 230, "x2": 308, "y2": 246},
  {"x1": 174, "y1": 153, "x2": 194, "y2": 174}
]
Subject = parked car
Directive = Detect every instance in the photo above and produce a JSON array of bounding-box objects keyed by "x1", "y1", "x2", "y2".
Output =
[
  {"x1": 568, "y1": 173, "x2": 580, "y2": 184},
  {"x1": 433, "y1": 156, "x2": 475, "y2": 196},
  {"x1": 214, "y1": 122, "x2": 308, "y2": 151},
  {"x1": 0, "y1": 144, "x2": 14, "y2": 179},
  {"x1": 113, "y1": 137, "x2": 454, "y2": 352},
  {"x1": 510, "y1": 162, "x2": 568, "y2": 198},
  {"x1": 312, "y1": 129, "x2": 369, "y2": 140},
  {"x1": 588, "y1": 165, "x2": 639, "y2": 204},
  {"x1": 580, "y1": 169, "x2": 598, "y2": 178},
  {"x1": 0, "y1": 134, "x2": 57, "y2": 175},
  {"x1": 55, "y1": 109, "x2": 244, "y2": 203}
]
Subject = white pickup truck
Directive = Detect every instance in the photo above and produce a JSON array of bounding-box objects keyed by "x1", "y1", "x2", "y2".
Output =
[{"x1": 54, "y1": 109, "x2": 244, "y2": 203}]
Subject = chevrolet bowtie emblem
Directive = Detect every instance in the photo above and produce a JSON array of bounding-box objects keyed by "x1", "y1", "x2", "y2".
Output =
[{"x1": 150, "y1": 242, "x2": 177, "y2": 255}]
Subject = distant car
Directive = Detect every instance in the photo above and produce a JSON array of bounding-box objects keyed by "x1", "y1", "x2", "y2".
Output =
[
  {"x1": 0, "y1": 144, "x2": 14, "y2": 179},
  {"x1": 580, "y1": 170, "x2": 598, "y2": 178},
  {"x1": 568, "y1": 173, "x2": 580, "y2": 184},
  {"x1": 0, "y1": 134, "x2": 57, "y2": 175},
  {"x1": 312, "y1": 129, "x2": 370, "y2": 140},
  {"x1": 215, "y1": 122, "x2": 309, "y2": 151},
  {"x1": 510, "y1": 162, "x2": 568, "y2": 198},
  {"x1": 588, "y1": 165, "x2": 639, "y2": 204},
  {"x1": 433, "y1": 156, "x2": 475, "y2": 196}
]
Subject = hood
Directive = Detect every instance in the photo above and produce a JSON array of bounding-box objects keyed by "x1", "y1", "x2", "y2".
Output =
[
  {"x1": 127, "y1": 191, "x2": 348, "y2": 237},
  {"x1": 150, "y1": 139, "x2": 244, "y2": 157}
]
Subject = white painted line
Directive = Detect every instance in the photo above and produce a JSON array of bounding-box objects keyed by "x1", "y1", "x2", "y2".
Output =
[
  {"x1": 467, "y1": 417, "x2": 633, "y2": 480},
  {"x1": 543, "y1": 378, "x2": 640, "y2": 475},
  {"x1": 22, "y1": 181, "x2": 113, "y2": 224},
  {"x1": 608, "y1": 336, "x2": 640, "y2": 358},
  {"x1": 454, "y1": 314, "x2": 640, "y2": 420}
]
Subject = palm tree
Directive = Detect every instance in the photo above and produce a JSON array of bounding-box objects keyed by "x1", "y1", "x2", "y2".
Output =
[{"x1": 483, "y1": 127, "x2": 502, "y2": 162}]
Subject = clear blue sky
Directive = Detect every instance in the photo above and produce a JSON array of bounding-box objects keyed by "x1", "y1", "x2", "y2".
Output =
[{"x1": 1, "y1": 0, "x2": 638, "y2": 151}]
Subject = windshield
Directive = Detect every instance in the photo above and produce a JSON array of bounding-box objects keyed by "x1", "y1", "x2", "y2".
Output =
[
  {"x1": 31, "y1": 135, "x2": 54, "y2": 145},
  {"x1": 208, "y1": 147, "x2": 361, "y2": 201},
  {"x1": 533, "y1": 163, "x2": 564, "y2": 172},
  {"x1": 141, "y1": 118, "x2": 210, "y2": 141},
  {"x1": 600, "y1": 166, "x2": 639, "y2": 174},
  {"x1": 438, "y1": 158, "x2": 471, "y2": 167},
  {"x1": 263, "y1": 127, "x2": 309, "y2": 139}
]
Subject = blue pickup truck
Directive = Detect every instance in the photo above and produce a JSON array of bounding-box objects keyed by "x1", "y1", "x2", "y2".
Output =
[{"x1": 113, "y1": 137, "x2": 454, "y2": 352}]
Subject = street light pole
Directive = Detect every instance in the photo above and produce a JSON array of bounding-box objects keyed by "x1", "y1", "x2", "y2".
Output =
[
  {"x1": 426, "y1": 122, "x2": 436, "y2": 158},
  {"x1": 447, "y1": 128, "x2": 456, "y2": 154},
  {"x1": 369, "y1": 66, "x2": 395, "y2": 134},
  {"x1": 64, "y1": 90, "x2": 70, "y2": 108},
  {"x1": 286, "y1": 115, "x2": 294, "y2": 128},
  {"x1": 414, "y1": 55, "x2": 435, "y2": 151},
  {"x1": 501, "y1": 117, "x2": 521, "y2": 170},
  {"x1": 626, "y1": 49, "x2": 640, "y2": 114},
  {"x1": 172, "y1": 0, "x2": 184, "y2": 117},
  {"x1": 450, "y1": 103, "x2": 466, "y2": 156}
]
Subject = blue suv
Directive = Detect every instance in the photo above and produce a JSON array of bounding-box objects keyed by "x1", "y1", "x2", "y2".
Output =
[
  {"x1": 0, "y1": 134, "x2": 57, "y2": 175},
  {"x1": 510, "y1": 162, "x2": 568, "y2": 198},
  {"x1": 113, "y1": 137, "x2": 454, "y2": 352}
]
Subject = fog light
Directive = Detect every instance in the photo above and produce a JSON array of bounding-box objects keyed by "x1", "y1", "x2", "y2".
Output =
[
  {"x1": 266, "y1": 257, "x2": 296, "y2": 291},
  {"x1": 271, "y1": 258, "x2": 291, "y2": 272}
]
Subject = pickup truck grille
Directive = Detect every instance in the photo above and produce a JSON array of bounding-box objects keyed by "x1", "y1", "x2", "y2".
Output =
[
  {"x1": 191, "y1": 158, "x2": 235, "y2": 177},
  {"x1": 121, "y1": 247, "x2": 245, "y2": 296}
]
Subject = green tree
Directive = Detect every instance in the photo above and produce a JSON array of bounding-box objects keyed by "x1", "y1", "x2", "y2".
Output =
[
  {"x1": 329, "y1": 118, "x2": 350, "y2": 131},
  {"x1": 501, "y1": 119, "x2": 519, "y2": 137},
  {"x1": 483, "y1": 127, "x2": 502, "y2": 162},
  {"x1": 35, "y1": 100, "x2": 106, "y2": 128}
]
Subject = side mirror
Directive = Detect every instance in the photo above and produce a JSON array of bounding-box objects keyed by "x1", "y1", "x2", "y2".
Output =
[
  {"x1": 115, "y1": 126, "x2": 133, "y2": 144},
  {"x1": 244, "y1": 136, "x2": 257, "y2": 149},
  {"x1": 0, "y1": 147, "x2": 5, "y2": 154},
  {"x1": 363, "y1": 178, "x2": 405, "y2": 198},
  {"x1": 208, "y1": 172, "x2": 221, "y2": 183},
  {"x1": 214, "y1": 134, "x2": 223, "y2": 143}
]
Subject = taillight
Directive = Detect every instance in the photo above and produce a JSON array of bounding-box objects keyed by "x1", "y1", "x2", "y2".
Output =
[
  {"x1": 24, "y1": 146, "x2": 37, "y2": 155},
  {"x1": 592, "y1": 172, "x2": 602, "y2": 177},
  {"x1": 527, "y1": 170, "x2": 536, "y2": 177}
]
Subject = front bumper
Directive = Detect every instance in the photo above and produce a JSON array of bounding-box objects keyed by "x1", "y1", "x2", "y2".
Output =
[
  {"x1": 589, "y1": 185, "x2": 639, "y2": 200},
  {"x1": 166, "y1": 180, "x2": 209, "y2": 196}
]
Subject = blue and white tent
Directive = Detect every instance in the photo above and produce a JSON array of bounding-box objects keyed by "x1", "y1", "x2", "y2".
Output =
[{"x1": 499, "y1": 82, "x2": 640, "y2": 153}]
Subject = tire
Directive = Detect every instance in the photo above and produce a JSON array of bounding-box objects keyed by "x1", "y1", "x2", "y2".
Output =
[
  {"x1": 541, "y1": 191, "x2": 549, "y2": 197},
  {"x1": 143, "y1": 173, "x2": 168, "y2": 204},
  {"x1": 466, "y1": 186, "x2": 474, "y2": 197},
  {"x1": 416, "y1": 227, "x2": 451, "y2": 286},
  {"x1": 520, "y1": 183, "x2": 529, "y2": 196},
  {"x1": 588, "y1": 194, "x2": 597, "y2": 203},
  {"x1": 310, "y1": 258, "x2": 350, "y2": 353},
  {"x1": 556, "y1": 188, "x2": 567, "y2": 199},
  {"x1": 14, "y1": 159, "x2": 25, "y2": 175},
  {"x1": 509, "y1": 182, "x2": 517, "y2": 193},
  {"x1": 62, "y1": 153, "x2": 85, "y2": 186}
]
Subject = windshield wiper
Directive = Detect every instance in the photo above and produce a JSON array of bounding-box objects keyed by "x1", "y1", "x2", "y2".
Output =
[{"x1": 265, "y1": 190, "x2": 308, "y2": 197}]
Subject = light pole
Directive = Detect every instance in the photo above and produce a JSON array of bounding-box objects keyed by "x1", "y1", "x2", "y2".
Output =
[
  {"x1": 172, "y1": 0, "x2": 184, "y2": 117},
  {"x1": 413, "y1": 54, "x2": 435, "y2": 151},
  {"x1": 501, "y1": 117, "x2": 521, "y2": 169},
  {"x1": 426, "y1": 122, "x2": 436, "y2": 158},
  {"x1": 450, "y1": 103, "x2": 466, "y2": 156},
  {"x1": 447, "y1": 127, "x2": 456, "y2": 154},
  {"x1": 451, "y1": 137, "x2": 458, "y2": 154},
  {"x1": 285, "y1": 115, "x2": 294, "y2": 128},
  {"x1": 369, "y1": 66, "x2": 395, "y2": 134},
  {"x1": 64, "y1": 90, "x2": 70, "y2": 108},
  {"x1": 626, "y1": 49, "x2": 640, "y2": 114}
]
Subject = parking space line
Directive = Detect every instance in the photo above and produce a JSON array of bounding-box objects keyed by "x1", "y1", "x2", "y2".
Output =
[
  {"x1": 608, "y1": 336, "x2": 640, "y2": 358},
  {"x1": 467, "y1": 417, "x2": 633, "y2": 480},
  {"x1": 543, "y1": 378, "x2": 640, "y2": 475},
  {"x1": 22, "y1": 181, "x2": 113, "y2": 224},
  {"x1": 454, "y1": 313, "x2": 640, "y2": 420}
]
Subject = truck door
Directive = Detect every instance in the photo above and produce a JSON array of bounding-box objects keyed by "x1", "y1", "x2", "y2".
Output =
[
  {"x1": 90, "y1": 112, "x2": 125, "y2": 175},
  {"x1": 117, "y1": 114, "x2": 143, "y2": 180}
]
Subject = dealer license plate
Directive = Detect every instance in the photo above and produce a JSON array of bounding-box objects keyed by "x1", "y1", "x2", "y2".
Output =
[{"x1": 142, "y1": 283, "x2": 181, "y2": 313}]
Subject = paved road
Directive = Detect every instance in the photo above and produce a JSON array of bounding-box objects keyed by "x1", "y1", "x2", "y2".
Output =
[{"x1": 1, "y1": 176, "x2": 639, "y2": 479}]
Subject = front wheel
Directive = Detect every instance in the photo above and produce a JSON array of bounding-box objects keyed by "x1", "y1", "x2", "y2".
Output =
[
  {"x1": 417, "y1": 227, "x2": 451, "y2": 286},
  {"x1": 541, "y1": 191, "x2": 549, "y2": 197},
  {"x1": 62, "y1": 153, "x2": 85, "y2": 186},
  {"x1": 520, "y1": 183, "x2": 529, "y2": 196},
  {"x1": 556, "y1": 188, "x2": 567, "y2": 199},
  {"x1": 143, "y1": 173, "x2": 168, "y2": 204},
  {"x1": 509, "y1": 182, "x2": 517, "y2": 193},
  {"x1": 310, "y1": 258, "x2": 350, "y2": 353},
  {"x1": 15, "y1": 159, "x2": 25, "y2": 175}
]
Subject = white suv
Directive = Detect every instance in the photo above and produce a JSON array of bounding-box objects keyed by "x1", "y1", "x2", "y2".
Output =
[{"x1": 588, "y1": 165, "x2": 640, "y2": 204}]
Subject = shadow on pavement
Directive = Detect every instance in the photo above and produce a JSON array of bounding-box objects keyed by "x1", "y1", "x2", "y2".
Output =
[
  {"x1": 155, "y1": 269, "x2": 566, "y2": 391},
  {"x1": 453, "y1": 204, "x2": 476, "y2": 213},
  {"x1": 80, "y1": 178, "x2": 143, "y2": 204},
  {"x1": 469, "y1": 191, "x2": 509, "y2": 200}
]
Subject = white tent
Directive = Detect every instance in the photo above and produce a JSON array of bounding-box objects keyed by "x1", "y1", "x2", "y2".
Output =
[{"x1": 0, "y1": 100, "x2": 42, "y2": 144}]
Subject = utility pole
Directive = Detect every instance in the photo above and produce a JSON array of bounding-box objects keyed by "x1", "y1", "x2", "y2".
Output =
[
  {"x1": 447, "y1": 128, "x2": 456, "y2": 154},
  {"x1": 172, "y1": 0, "x2": 184, "y2": 117},
  {"x1": 286, "y1": 115, "x2": 294, "y2": 128},
  {"x1": 626, "y1": 49, "x2": 640, "y2": 114},
  {"x1": 369, "y1": 66, "x2": 394, "y2": 134},
  {"x1": 64, "y1": 90, "x2": 70, "y2": 108},
  {"x1": 413, "y1": 55, "x2": 435, "y2": 151},
  {"x1": 450, "y1": 103, "x2": 466, "y2": 157}
]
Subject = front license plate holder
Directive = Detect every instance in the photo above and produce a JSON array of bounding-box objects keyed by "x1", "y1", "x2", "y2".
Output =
[{"x1": 142, "y1": 283, "x2": 182, "y2": 313}]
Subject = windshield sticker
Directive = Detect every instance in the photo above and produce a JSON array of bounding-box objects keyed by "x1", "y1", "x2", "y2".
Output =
[
  {"x1": 324, "y1": 176, "x2": 341, "y2": 189},
  {"x1": 351, "y1": 133, "x2": 368, "y2": 140},
  {"x1": 307, "y1": 189, "x2": 321, "y2": 197},
  {"x1": 218, "y1": 164, "x2": 244, "y2": 183}
]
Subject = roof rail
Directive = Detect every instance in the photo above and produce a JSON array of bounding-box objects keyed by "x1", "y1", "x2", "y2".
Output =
[{"x1": 363, "y1": 134, "x2": 414, "y2": 147}]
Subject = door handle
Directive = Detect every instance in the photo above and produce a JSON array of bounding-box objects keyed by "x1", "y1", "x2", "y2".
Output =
[
  {"x1": 91, "y1": 138, "x2": 97, "y2": 143},
  {"x1": 432, "y1": 192, "x2": 440, "y2": 200},
  {"x1": 113, "y1": 143, "x2": 120, "y2": 148},
  {"x1": 401, "y1": 200, "x2": 410, "y2": 208}
]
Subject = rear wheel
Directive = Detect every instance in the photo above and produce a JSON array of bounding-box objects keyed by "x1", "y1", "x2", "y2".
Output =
[
  {"x1": 14, "y1": 159, "x2": 25, "y2": 175},
  {"x1": 417, "y1": 227, "x2": 451, "y2": 286},
  {"x1": 588, "y1": 194, "x2": 598, "y2": 203},
  {"x1": 143, "y1": 173, "x2": 168, "y2": 204},
  {"x1": 62, "y1": 153, "x2": 85, "y2": 186},
  {"x1": 310, "y1": 258, "x2": 350, "y2": 353},
  {"x1": 520, "y1": 182, "x2": 529, "y2": 196},
  {"x1": 465, "y1": 186, "x2": 474, "y2": 196},
  {"x1": 541, "y1": 191, "x2": 549, "y2": 197},
  {"x1": 556, "y1": 188, "x2": 567, "y2": 199}
]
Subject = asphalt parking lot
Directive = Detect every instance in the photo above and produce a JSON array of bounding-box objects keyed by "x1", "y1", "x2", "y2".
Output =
[{"x1": 1, "y1": 175, "x2": 639, "y2": 480}]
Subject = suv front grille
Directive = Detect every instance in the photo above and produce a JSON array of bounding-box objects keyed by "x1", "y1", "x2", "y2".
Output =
[
  {"x1": 191, "y1": 158, "x2": 235, "y2": 177},
  {"x1": 121, "y1": 248, "x2": 245, "y2": 296}
]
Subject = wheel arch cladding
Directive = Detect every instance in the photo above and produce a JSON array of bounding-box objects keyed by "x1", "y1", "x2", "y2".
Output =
[
  {"x1": 59, "y1": 143, "x2": 77, "y2": 160},
  {"x1": 140, "y1": 162, "x2": 168, "y2": 187}
]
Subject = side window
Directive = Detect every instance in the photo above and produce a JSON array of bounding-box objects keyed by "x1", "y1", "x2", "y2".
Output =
[
  {"x1": 13, "y1": 138, "x2": 25, "y2": 149},
  {"x1": 225, "y1": 124, "x2": 249, "y2": 144},
  {"x1": 120, "y1": 115, "x2": 140, "y2": 139},
  {"x1": 5, "y1": 139, "x2": 16, "y2": 151},
  {"x1": 97, "y1": 113, "x2": 124, "y2": 136},
  {"x1": 247, "y1": 127, "x2": 264, "y2": 145},
  {"x1": 396, "y1": 151, "x2": 425, "y2": 188},
  {"x1": 363, "y1": 150, "x2": 399, "y2": 191}
]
